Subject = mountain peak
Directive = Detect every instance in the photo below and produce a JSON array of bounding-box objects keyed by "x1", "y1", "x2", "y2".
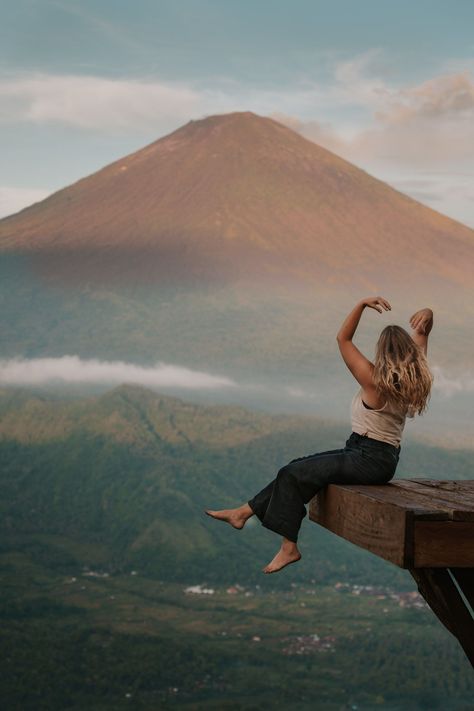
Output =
[
  {"x1": 0, "y1": 111, "x2": 472, "y2": 289},
  {"x1": 189, "y1": 109, "x2": 263, "y2": 123},
  {"x1": 184, "y1": 110, "x2": 279, "y2": 130},
  {"x1": 143, "y1": 108, "x2": 320, "y2": 164}
]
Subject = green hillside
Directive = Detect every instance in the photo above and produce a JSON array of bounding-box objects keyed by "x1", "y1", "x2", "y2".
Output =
[{"x1": 0, "y1": 383, "x2": 472, "y2": 589}]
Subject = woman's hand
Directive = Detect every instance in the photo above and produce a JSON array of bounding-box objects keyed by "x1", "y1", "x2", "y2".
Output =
[
  {"x1": 337, "y1": 297, "x2": 390, "y2": 344},
  {"x1": 409, "y1": 308, "x2": 433, "y2": 335},
  {"x1": 362, "y1": 296, "x2": 392, "y2": 313}
]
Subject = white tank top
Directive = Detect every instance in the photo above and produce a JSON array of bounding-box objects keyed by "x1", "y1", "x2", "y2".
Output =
[{"x1": 350, "y1": 387, "x2": 407, "y2": 448}]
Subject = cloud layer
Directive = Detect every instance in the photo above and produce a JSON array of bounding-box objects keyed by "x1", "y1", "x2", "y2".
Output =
[
  {"x1": 1, "y1": 53, "x2": 473, "y2": 169},
  {"x1": 271, "y1": 69, "x2": 474, "y2": 169},
  {"x1": 0, "y1": 72, "x2": 203, "y2": 131},
  {"x1": 0, "y1": 356, "x2": 470, "y2": 400},
  {"x1": 430, "y1": 365, "x2": 474, "y2": 398},
  {"x1": 0, "y1": 356, "x2": 238, "y2": 390}
]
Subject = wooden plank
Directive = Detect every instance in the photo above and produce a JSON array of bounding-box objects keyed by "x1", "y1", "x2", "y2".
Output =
[
  {"x1": 408, "y1": 567, "x2": 474, "y2": 668},
  {"x1": 312, "y1": 483, "x2": 450, "y2": 517},
  {"x1": 395, "y1": 479, "x2": 474, "y2": 504},
  {"x1": 408, "y1": 480, "x2": 474, "y2": 507},
  {"x1": 410, "y1": 479, "x2": 474, "y2": 493},
  {"x1": 391, "y1": 480, "x2": 474, "y2": 521},
  {"x1": 394, "y1": 480, "x2": 474, "y2": 505},
  {"x1": 309, "y1": 485, "x2": 412, "y2": 567},
  {"x1": 414, "y1": 521, "x2": 474, "y2": 567},
  {"x1": 350, "y1": 484, "x2": 452, "y2": 520}
]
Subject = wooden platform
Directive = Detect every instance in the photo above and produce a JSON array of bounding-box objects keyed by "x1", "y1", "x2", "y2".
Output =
[{"x1": 309, "y1": 478, "x2": 474, "y2": 667}]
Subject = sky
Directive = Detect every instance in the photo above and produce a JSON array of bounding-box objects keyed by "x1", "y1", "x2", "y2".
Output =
[{"x1": 1, "y1": 0, "x2": 474, "y2": 227}]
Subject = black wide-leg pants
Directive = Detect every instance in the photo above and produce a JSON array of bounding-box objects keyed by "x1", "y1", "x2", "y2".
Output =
[{"x1": 248, "y1": 431, "x2": 401, "y2": 543}]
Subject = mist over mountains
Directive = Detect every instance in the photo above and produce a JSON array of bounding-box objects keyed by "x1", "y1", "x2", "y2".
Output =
[{"x1": 0, "y1": 111, "x2": 472, "y2": 444}]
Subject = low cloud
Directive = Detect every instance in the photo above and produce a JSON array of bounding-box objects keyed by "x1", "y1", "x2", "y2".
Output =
[
  {"x1": 272, "y1": 69, "x2": 474, "y2": 170},
  {"x1": 0, "y1": 72, "x2": 204, "y2": 132},
  {"x1": 0, "y1": 356, "x2": 238, "y2": 390},
  {"x1": 375, "y1": 71, "x2": 474, "y2": 123},
  {"x1": 430, "y1": 365, "x2": 474, "y2": 398}
]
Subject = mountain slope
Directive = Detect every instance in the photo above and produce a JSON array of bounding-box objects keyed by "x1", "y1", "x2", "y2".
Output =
[{"x1": 0, "y1": 111, "x2": 473, "y2": 288}]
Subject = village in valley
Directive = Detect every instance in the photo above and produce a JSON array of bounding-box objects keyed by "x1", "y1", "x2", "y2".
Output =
[
  {"x1": 183, "y1": 579, "x2": 429, "y2": 610},
  {"x1": 181, "y1": 579, "x2": 429, "y2": 657}
]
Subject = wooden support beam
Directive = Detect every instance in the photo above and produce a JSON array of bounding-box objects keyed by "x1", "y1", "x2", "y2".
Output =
[{"x1": 407, "y1": 567, "x2": 474, "y2": 668}]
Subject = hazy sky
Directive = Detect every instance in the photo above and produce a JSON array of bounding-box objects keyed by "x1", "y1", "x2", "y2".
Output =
[{"x1": 1, "y1": 0, "x2": 473, "y2": 226}]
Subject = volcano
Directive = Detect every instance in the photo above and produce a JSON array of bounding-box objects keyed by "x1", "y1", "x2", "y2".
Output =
[{"x1": 1, "y1": 111, "x2": 473, "y2": 290}]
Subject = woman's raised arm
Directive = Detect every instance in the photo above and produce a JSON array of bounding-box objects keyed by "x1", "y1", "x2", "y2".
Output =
[
  {"x1": 336, "y1": 297, "x2": 391, "y2": 388},
  {"x1": 409, "y1": 308, "x2": 433, "y2": 356}
]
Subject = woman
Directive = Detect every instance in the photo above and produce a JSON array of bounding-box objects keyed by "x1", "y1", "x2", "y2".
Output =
[{"x1": 205, "y1": 296, "x2": 434, "y2": 574}]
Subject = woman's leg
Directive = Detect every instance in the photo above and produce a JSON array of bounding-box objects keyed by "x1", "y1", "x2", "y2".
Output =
[
  {"x1": 204, "y1": 502, "x2": 254, "y2": 529},
  {"x1": 206, "y1": 444, "x2": 361, "y2": 574},
  {"x1": 255, "y1": 447, "x2": 353, "y2": 574},
  {"x1": 262, "y1": 536, "x2": 302, "y2": 574},
  {"x1": 260, "y1": 446, "x2": 364, "y2": 543},
  {"x1": 205, "y1": 448, "x2": 344, "y2": 529},
  {"x1": 248, "y1": 447, "x2": 346, "y2": 537}
]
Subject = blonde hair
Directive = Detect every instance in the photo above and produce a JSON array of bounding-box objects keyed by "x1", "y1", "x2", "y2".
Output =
[{"x1": 373, "y1": 325, "x2": 434, "y2": 417}]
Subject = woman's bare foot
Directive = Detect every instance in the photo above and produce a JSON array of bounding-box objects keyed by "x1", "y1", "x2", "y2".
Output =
[
  {"x1": 204, "y1": 503, "x2": 254, "y2": 530},
  {"x1": 263, "y1": 539, "x2": 302, "y2": 574}
]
